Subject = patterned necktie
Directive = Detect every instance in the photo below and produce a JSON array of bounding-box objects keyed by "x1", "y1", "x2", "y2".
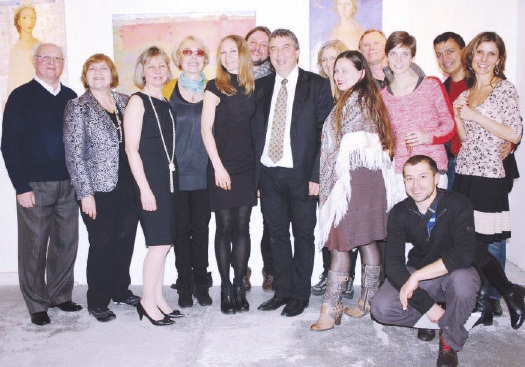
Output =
[{"x1": 268, "y1": 79, "x2": 288, "y2": 163}]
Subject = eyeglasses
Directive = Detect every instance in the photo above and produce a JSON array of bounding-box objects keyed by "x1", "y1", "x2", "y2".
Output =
[
  {"x1": 35, "y1": 55, "x2": 65, "y2": 63},
  {"x1": 182, "y1": 49, "x2": 205, "y2": 57}
]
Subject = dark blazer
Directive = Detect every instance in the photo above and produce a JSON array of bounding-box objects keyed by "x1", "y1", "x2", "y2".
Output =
[
  {"x1": 253, "y1": 68, "x2": 333, "y2": 187},
  {"x1": 64, "y1": 90, "x2": 129, "y2": 200}
]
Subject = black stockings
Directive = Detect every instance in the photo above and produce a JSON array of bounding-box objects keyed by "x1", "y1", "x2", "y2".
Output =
[{"x1": 214, "y1": 206, "x2": 252, "y2": 289}]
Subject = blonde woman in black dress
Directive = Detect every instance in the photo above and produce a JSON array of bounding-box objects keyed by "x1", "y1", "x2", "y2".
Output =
[
  {"x1": 201, "y1": 35, "x2": 257, "y2": 314},
  {"x1": 125, "y1": 46, "x2": 181, "y2": 326}
]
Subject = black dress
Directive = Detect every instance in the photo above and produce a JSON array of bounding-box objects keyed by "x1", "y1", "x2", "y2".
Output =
[
  {"x1": 134, "y1": 92, "x2": 178, "y2": 245},
  {"x1": 205, "y1": 75, "x2": 257, "y2": 211}
]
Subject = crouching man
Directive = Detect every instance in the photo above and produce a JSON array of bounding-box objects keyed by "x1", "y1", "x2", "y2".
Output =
[{"x1": 370, "y1": 155, "x2": 480, "y2": 367}]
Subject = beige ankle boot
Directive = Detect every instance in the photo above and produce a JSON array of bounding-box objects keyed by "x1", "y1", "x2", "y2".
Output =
[
  {"x1": 344, "y1": 264, "x2": 381, "y2": 318},
  {"x1": 310, "y1": 271, "x2": 349, "y2": 331}
]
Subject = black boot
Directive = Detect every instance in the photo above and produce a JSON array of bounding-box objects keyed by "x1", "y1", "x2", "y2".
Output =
[
  {"x1": 481, "y1": 257, "x2": 525, "y2": 329},
  {"x1": 193, "y1": 284, "x2": 212, "y2": 306},
  {"x1": 175, "y1": 277, "x2": 193, "y2": 308},
  {"x1": 473, "y1": 268, "x2": 493, "y2": 327},
  {"x1": 178, "y1": 290, "x2": 193, "y2": 308},
  {"x1": 193, "y1": 269, "x2": 213, "y2": 306},
  {"x1": 234, "y1": 284, "x2": 250, "y2": 313},
  {"x1": 491, "y1": 299, "x2": 503, "y2": 316},
  {"x1": 221, "y1": 287, "x2": 236, "y2": 315},
  {"x1": 311, "y1": 271, "x2": 328, "y2": 296}
]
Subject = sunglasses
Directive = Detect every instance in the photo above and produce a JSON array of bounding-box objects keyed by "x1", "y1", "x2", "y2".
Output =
[{"x1": 182, "y1": 49, "x2": 205, "y2": 57}]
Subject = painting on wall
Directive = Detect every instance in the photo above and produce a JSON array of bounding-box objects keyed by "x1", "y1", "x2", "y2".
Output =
[
  {"x1": 309, "y1": 0, "x2": 382, "y2": 73},
  {"x1": 113, "y1": 11, "x2": 256, "y2": 96},
  {"x1": 0, "y1": 0, "x2": 68, "y2": 108}
]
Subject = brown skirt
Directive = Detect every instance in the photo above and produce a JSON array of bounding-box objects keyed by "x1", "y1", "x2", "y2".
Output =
[{"x1": 325, "y1": 167, "x2": 387, "y2": 251}]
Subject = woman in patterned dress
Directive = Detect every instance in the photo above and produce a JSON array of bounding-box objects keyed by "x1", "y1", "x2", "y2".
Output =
[{"x1": 453, "y1": 31, "x2": 524, "y2": 329}]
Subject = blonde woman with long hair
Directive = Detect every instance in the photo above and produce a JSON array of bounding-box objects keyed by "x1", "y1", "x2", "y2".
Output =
[{"x1": 201, "y1": 35, "x2": 257, "y2": 314}]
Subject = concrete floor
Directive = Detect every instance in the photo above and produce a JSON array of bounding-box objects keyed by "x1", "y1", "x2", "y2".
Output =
[{"x1": 1, "y1": 263, "x2": 525, "y2": 367}]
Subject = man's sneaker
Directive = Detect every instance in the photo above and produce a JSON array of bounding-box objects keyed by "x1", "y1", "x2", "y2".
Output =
[
  {"x1": 311, "y1": 271, "x2": 328, "y2": 296},
  {"x1": 113, "y1": 294, "x2": 141, "y2": 307}
]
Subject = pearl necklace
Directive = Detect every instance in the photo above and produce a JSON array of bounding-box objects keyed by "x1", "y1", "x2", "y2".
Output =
[{"x1": 146, "y1": 92, "x2": 176, "y2": 193}]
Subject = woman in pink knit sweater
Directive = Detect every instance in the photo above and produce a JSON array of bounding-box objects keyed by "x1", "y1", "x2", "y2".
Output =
[{"x1": 380, "y1": 31, "x2": 455, "y2": 199}]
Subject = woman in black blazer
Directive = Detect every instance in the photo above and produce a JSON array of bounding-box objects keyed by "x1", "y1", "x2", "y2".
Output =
[{"x1": 64, "y1": 54, "x2": 140, "y2": 322}]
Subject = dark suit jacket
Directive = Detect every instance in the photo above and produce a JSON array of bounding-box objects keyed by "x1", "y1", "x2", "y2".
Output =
[{"x1": 253, "y1": 68, "x2": 333, "y2": 190}]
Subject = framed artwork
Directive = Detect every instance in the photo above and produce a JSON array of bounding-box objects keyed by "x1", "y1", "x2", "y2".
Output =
[
  {"x1": 113, "y1": 11, "x2": 256, "y2": 95},
  {"x1": 309, "y1": 0, "x2": 382, "y2": 72},
  {"x1": 0, "y1": 0, "x2": 68, "y2": 107}
]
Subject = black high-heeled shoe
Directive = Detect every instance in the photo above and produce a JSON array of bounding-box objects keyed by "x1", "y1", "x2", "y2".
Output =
[
  {"x1": 159, "y1": 307, "x2": 185, "y2": 319},
  {"x1": 137, "y1": 302, "x2": 175, "y2": 326}
]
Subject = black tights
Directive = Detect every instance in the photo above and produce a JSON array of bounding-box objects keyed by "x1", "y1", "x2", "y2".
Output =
[
  {"x1": 329, "y1": 241, "x2": 382, "y2": 273},
  {"x1": 215, "y1": 206, "x2": 252, "y2": 289}
]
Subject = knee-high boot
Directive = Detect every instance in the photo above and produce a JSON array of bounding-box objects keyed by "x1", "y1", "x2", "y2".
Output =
[
  {"x1": 344, "y1": 264, "x2": 381, "y2": 318},
  {"x1": 310, "y1": 270, "x2": 348, "y2": 331},
  {"x1": 473, "y1": 267, "x2": 493, "y2": 327},
  {"x1": 480, "y1": 257, "x2": 524, "y2": 329}
]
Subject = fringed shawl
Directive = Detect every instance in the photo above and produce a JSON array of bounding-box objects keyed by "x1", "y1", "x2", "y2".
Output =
[{"x1": 318, "y1": 92, "x2": 397, "y2": 250}]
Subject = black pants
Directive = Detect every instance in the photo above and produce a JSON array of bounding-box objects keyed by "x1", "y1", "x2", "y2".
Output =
[
  {"x1": 260, "y1": 218, "x2": 273, "y2": 275},
  {"x1": 173, "y1": 189, "x2": 211, "y2": 289},
  {"x1": 81, "y1": 175, "x2": 138, "y2": 309},
  {"x1": 260, "y1": 167, "x2": 317, "y2": 301}
]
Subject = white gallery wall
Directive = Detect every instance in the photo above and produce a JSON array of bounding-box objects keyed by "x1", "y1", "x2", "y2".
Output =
[{"x1": 0, "y1": 0, "x2": 523, "y2": 285}]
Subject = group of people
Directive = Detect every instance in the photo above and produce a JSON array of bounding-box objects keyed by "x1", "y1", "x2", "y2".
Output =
[
  {"x1": 308, "y1": 28, "x2": 524, "y2": 367},
  {"x1": 2, "y1": 6, "x2": 524, "y2": 366}
]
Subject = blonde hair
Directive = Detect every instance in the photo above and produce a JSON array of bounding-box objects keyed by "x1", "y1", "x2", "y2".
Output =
[
  {"x1": 215, "y1": 35, "x2": 254, "y2": 96},
  {"x1": 317, "y1": 40, "x2": 348, "y2": 78},
  {"x1": 133, "y1": 46, "x2": 171, "y2": 89},
  {"x1": 172, "y1": 35, "x2": 210, "y2": 70}
]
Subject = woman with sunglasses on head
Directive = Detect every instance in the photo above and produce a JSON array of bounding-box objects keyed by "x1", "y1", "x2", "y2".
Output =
[
  {"x1": 201, "y1": 35, "x2": 257, "y2": 314},
  {"x1": 162, "y1": 36, "x2": 213, "y2": 309}
]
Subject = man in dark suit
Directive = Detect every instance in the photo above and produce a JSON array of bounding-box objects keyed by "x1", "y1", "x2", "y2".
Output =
[{"x1": 255, "y1": 29, "x2": 333, "y2": 317}]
